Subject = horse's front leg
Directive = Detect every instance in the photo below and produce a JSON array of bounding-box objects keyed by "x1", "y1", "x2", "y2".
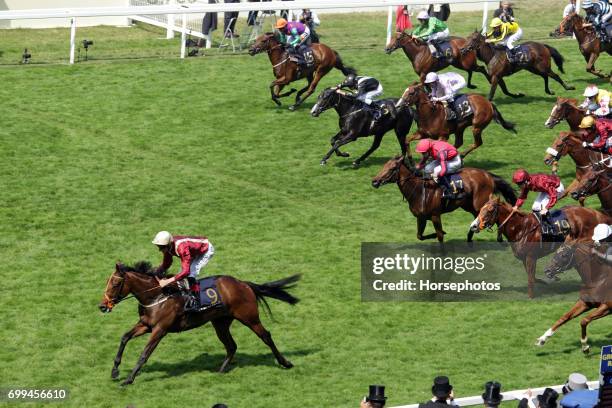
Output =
[
  {"x1": 112, "y1": 322, "x2": 150, "y2": 380},
  {"x1": 524, "y1": 256, "x2": 537, "y2": 299},
  {"x1": 497, "y1": 77, "x2": 525, "y2": 98},
  {"x1": 354, "y1": 133, "x2": 384, "y2": 168},
  {"x1": 405, "y1": 131, "x2": 424, "y2": 161},
  {"x1": 121, "y1": 326, "x2": 167, "y2": 386},
  {"x1": 321, "y1": 132, "x2": 355, "y2": 165},
  {"x1": 290, "y1": 68, "x2": 329, "y2": 111},
  {"x1": 535, "y1": 300, "x2": 589, "y2": 346},
  {"x1": 585, "y1": 52, "x2": 606, "y2": 78},
  {"x1": 328, "y1": 131, "x2": 349, "y2": 158},
  {"x1": 580, "y1": 304, "x2": 610, "y2": 354},
  {"x1": 461, "y1": 126, "x2": 482, "y2": 158}
]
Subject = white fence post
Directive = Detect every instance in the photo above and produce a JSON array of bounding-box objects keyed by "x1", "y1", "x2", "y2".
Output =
[
  {"x1": 387, "y1": 5, "x2": 393, "y2": 46},
  {"x1": 180, "y1": 13, "x2": 187, "y2": 58},
  {"x1": 69, "y1": 17, "x2": 76, "y2": 64},
  {"x1": 167, "y1": 0, "x2": 175, "y2": 39},
  {"x1": 481, "y1": 1, "x2": 489, "y2": 33}
]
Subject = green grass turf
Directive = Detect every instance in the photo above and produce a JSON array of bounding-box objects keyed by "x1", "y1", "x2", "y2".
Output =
[{"x1": 0, "y1": 1, "x2": 611, "y2": 407}]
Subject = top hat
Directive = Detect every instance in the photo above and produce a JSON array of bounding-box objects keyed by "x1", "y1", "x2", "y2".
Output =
[
  {"x1": 537, "y1": 388, "x2": 559, "y2": 408},
  {"x1": 367, "y1": 385, "x2": 387, "y2": 403},
  {"x1": 563, "y1": 373, "x2": 588, "y2": 394},
  {"x1": 432, "y1": 376, "x2": 453, "y2": 399},
  {"x1": 482, "y1": 381, "x2": 504, "y2": 406}
]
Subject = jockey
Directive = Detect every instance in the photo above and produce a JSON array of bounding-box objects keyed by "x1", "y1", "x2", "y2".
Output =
[
  {"x1": 512, "y1": 169, "x2": 565, "y2": 220},
  {"x1": 340, "y1": 74, "x2": 385, "y2": 120},
  {"x1": 424, "y1": 72, "x2": 467, "y2": 121},
  {"x1": 579, "y1": 85, "x2": 611, "y2": 117},
  {"x1": 486, "y1": 17, "x2": 523, "y2": 62},
  {"x1": 412, "y1": 10, "x2": 450, "y2": 58},
  {"x1": 580, "y1": 115, "x2": 612, "y2": 154},
  {"x1": 152, "y1": 231, "x2": 215, "y2": 311},
  {"x1": 582, "y1": 0, "x2": 612, "y2": 41},
  {"x1": 275, "y1": 18, "x2": 312, "y2": 65},
  {"x1": 415, "y1": 138, "x2": 464, "y2": 199},
  {"x1": 592, "y1": 224, "x2": 612, "y2": 264}
]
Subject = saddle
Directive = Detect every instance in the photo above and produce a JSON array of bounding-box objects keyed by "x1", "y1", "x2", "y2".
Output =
[
  {"x1": 540, "y1": 209, "x2": 572, "y2": 241},
  {"x1": 439, "y1": 172, "x2": 465, "y2": 199},
  {"x1": 450, "y1": 94, "x2": 473, "y2": 121},
  {"x1": 185, "y1": 276, "x2": 224, "y2": 313},
  {"x1": 431, "y1": 39, "x2": 454, "y2": 61},
  {"x1": 506, "y1": 44, "x2": 531, "y2": 65},
  {"x1": 288, "y1": 45, "x2": 314, "y2": 67}
]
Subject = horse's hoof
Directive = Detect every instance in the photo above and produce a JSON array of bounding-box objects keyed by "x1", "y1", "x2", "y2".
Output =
[
  {"x1": 288, "y1": 105, "x2": 297, "y2": 111},
  {"x1": 120, "y1": 379, "x2": 133, "y2": 387},
  {"x1": 567, "y1": 86, "x2": 576, "y2": 90},
  {"x1": 320, "y1": 160, "x2": 327, "y2": 166},
  {"x1": 111, "y1": 369, "x2": 119, "y2": 379},
  {"x1": 352, "y1": 161, "x2": 360, "y2": 168},
  {"x1": 582, "y1": 345, "x2": 590, "y2": 354},
  {"x1": 282, "y1": 360, "x2": 294, "y2": 369},
  {"x1": 513, "y1": 93, "x2": 525, "y2": 98},
  {"x1": 535, "y1": 338, "x2": 545, "y2": 346},
  {"x1": 547, "y1": 91, "x2": 556, "y2": 96},
  {"x1": 467, "y1": 84, "x2": 477, "y2": 89},
  {"x1": 340, "y1": 152, "x2": 350, "y2": 158}
]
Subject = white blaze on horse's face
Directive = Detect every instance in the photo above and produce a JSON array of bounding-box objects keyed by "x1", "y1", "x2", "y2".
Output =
[
  {"x1": 469, "y1": 217, "x2": 481, "y2": 232},
  {"x1": 310, "y1": 103, "x2": 319, "y2": 115},
  {"x1": 544, "y1": 104, "x2": 559, "y2": 127}
]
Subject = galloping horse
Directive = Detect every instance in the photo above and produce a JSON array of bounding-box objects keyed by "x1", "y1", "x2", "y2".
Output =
[
  {"x1": 537, "y1": 243, "x2": 612, "y2": 353},
  {"x1": 372, "y1": 156, "x2": 517, "y2": 244},
  {"x1": 470, "y1": 196, "x2": 610, "y2": 298},
  {"x1": 248, "y1": 33, "x2": 356, "y2": 110},
  {"x1": 559, "y1": 13, "x2": 611, "y2": 79},
  {"x1": 311, "y1": 87, "x2": 414, "y2": 166},
  {"x1": 567, "y1": 164, "x2": 612, "y2": 216},
  {"x1": 385, "y1": 32, "x2": 489, "y2": 89},
  {"x1": 461, "y1": 31, "x2": 574, "y2": 100},
  {"x1": 99, "y1": 262, "x2": 299, "y2": 385},
  {"x1": 397, "y1": 83, "x2": 516, "y2": 157},
  {"x1": 544, "y1": 97, "x2": 586, "y2": 131}
]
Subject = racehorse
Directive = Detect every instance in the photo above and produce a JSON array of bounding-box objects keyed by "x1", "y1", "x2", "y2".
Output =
[
  {"x1": 537, "y1": 243, "x2": 611, "y2": 353},
  {"x1": 559, "y1": 12, "x2": 611, "y2": 79},
  {"x1": 371, "y1": 156, "x2": 517, "y2": 244},
  {"x1": 470, "y1": 195, "x2": 611, "y2": 298},
  {"x1": 567, "y1": 164, "x2": 612, "y2": 216},
  {"x1": 461, "y1": 31, "x2": 575, "y2": 100},
  {"x1": 311, "y1": 87, "x2": 414, "y2": 167},
  {"x1": 385, "y1": 32, "x2": 489, "y2": 89},
  {"x1": 248, "y1": 33, "x2": 356, "y2": 110},
  {"x1": 396, "y1": 83, "x2": 516, "y2": 158},
  {"x1": 99, "y1": 262, "x2": 299, "y2": 385},
  {"x1": 544, "y1": 97, "x2": 586, "y2": 131}
]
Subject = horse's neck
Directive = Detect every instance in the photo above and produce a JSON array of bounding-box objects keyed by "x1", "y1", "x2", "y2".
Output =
[
  {"x1": 568, "y1": 141, "x2": 592, "y2": 167},
  {"x1": 402, "y1": 40, "x2": 425, "y2": 62},
  {"x1": 398, "y1": 165, "x2": 430, "y2": 209},
  {"x1": 126, "y1": 272, "x2": 162, "y2": 304},
  {"x1": 335, "y1": 95, "x2": 357, "y2": 118},
  {"x1": 497, "y1": 204, "x2": 528, "y2": 241},
  {"x1": 566, "y1": 106, "x2": 584, "y2": 129},
  {"x1": 416, "y1": 96, "x2": 442, "y2": 124},
  {"x1": 478, "y1": 43, "x2": 495, "y2": 63},
  {"x1": 572, "y1": 18, "x2": 591, "y2": 42},
  {"x1": 267, "y1": 46, "x2": 285, "y2": 66}
]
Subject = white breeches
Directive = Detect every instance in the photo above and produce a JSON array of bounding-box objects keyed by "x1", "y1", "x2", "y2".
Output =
[
  {"x1": 188, "y1": 244, "x2": 215, "y2": 278},
  {"x1": 532, "y1": 183, "x2": 564, "y2": 212},
  {"x1": 358, "y1": 84, "x2": 384, "y2": 105}
]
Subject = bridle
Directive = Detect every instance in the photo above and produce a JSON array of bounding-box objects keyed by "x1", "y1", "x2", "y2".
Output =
[
  {"x1": 462, "y1": 33, "x2": 484, "y2": 54},
  {"x1": 103, "y1": 273, "x2": 127, "y2": 309},
  {"x1": 573, "y1": 167, "x2": 612, "y2": 198}
]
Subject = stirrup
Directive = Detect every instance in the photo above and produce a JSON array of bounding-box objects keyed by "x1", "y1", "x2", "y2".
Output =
[{"x1": 184, "y1": 295, "x2": 200, "y2": 312}]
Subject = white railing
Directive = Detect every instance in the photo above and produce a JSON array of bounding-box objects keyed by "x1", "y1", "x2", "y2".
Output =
[
  {"x1": 390, "y1": 381, "x2": 600, "y2": 408},
  {"x1": 0, "y1": 0, "x2": 499, "y2": 63}
]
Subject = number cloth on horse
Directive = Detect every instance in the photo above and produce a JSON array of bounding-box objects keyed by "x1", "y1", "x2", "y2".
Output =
[{"x1": 193, "y1": 276, "x2": 224, "y2": 311}]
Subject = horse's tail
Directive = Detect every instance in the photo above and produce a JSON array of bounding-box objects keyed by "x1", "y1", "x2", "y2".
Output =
[
  {"x1": 491, "y1": 173, "x2": 517, "y2": 205},
  {"x1": 333, "y1": 51, "x2": 357, "y2": 76},
  {"x1": 492, "y1": 104, "x2": 517, "y2": 134},
  {"x1": 545, "y1": 45, "x2": 565, "y2": 74},
  {"x1": 246, "y1": 274, "x2": 300, "y2": 317}
]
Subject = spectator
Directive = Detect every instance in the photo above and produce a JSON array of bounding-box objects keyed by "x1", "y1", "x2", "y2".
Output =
[
  {"x1": 428, "y1": 3, "x2": 451, "y2": 22},
  {"x1": 360, "y1": 385, "x2": 387, "y2": 408},
  {"x1": 561, "y1": 389, "x2": 599, "y2": 408},
  {"x1": 562, "y1": 373, "x2": 589, "y2": 395},
  {"x1": 493, "y1": 1, "x2": 515, "y2": 23},
  {"x1": 280, "y1": 0, "x2": 293, "y2": 20},
  {"x1": 418, "y1": 376, "x2": 458, "y2": 407},
  {"x1": 563, "y1": 0, "x2": 577, "y2": 18},
  {"x1": 482, "y1": 381, "x2": 503, "y2": 408},
  {"x1": 223, "y1": 0, "x2": 239, "y2": 38},
  {"x1": 519, "y1": 388, "x2": 559, "y2": 408},
  {"x1": 198, "y1": 0, "x2": 218, "y2": 47},
  {"x1": 247, "y1": 0, "x2": 272, "y2": 27},
  {"x1": 211, "y1": 405, "x2": 228, "y2": 408},
  {"x1": 396, "y1": 6, "x2": 413, "y2": 33},
  {"x1": 298, "y1": 9, "x2": 320, "y2": 43}
]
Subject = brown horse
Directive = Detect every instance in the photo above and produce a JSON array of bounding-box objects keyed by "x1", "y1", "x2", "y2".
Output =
[
  {"x1": 371, "y1": 156, "x2": 517, "y2": 244},
  {"x1": 384, "y1": 32, "x2": 489, "y2": 89},
  {"x1": 567, "y1": 164, "x2": 612, "y2": 216},
  {"x1": 396, "y1": 83, "x2": 516, "y2": 157},
  {"x1": 559, "y1": 13, "x2": 611, "y2": 79},
  {"x1": 248, "y1": 33, "x2": 356, "y2": 110},
  {"x1": 544, "y1": 97, "x2": 586, "y2": 131},
  {"x1": 461, "y1": 31, "x2": 575, "y2": 100},
  {"x1": 99, "y1": 261, "x2": 299, "y2": 385},
  {"x1": 470, "y1": 195, "x2": 611, "y2": 298},
  {"x1": 537, "y1": 243, "x2": 612, "y2": 353}
]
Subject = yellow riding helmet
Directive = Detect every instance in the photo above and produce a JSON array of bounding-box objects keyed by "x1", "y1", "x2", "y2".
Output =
[
  {"x1": 490, "y1": 17, "x2": 503, "y2": 28},
  {"x1": 275, "y1": 18, "x2": 288, "y2": 29},
  {"x1": 579, "y1": 116, "x2": 596, "y2": 128}
]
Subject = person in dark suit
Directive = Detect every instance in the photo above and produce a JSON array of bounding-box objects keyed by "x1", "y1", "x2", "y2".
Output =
[
  {"x1": 493, "y1": 1, "x2": 515, "y2": 23},
  {"x1": 359, "y1": 385, "x2": 387, "y2": 408},
  {"x1": 224, "y1": 0, "x2": 240, "y2": 38},
  {"x1": 482, "y1": 382, "x2": 503, "y2": 408},
  {"x1": 418, "y1": 376, "x2": 457, "y2": 408},
  {"x1": 518, "y1": 388, "x2": 558, "y2": 408}
]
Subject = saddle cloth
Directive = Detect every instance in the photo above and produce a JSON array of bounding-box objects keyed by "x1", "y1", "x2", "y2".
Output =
[
  {"x1": 432, "y1": 39, "x2": 454, "y2": 60},
  {"x1": 507, "y1": 44, "x2": 531, "y2": 64},
  {"x1": 541, "y1": 209, "x2": 571, "y2": 240},
  {"x1": 451, "y1": 94, "x2": 473, "y2": 121},
  {"x1": 441, "y1": 172, "x2": 465, "y2": 195},
  {"x1": 196, "y1": 276, "x2": 224, "y2": 309}
]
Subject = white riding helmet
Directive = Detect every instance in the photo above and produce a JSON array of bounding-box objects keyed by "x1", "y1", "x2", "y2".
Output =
[
  {"x1": 592, "y1": 224, "x2": 612, "y2": 243},
  {"x1": 424, "y1": 72, "x2": 439, "y2": 84},
  {"x1": 581, "y1": 0, "x2": 593, "y2": 8},
  {"x1": 152, "y1": 230, "x2": 173, "y2": 246},
  {"x1": 417, "y1": 10, "x2": 430, "y2": 20},
  {"x1": 583, "y1": 84, "x2": 599, "y2": 97}
]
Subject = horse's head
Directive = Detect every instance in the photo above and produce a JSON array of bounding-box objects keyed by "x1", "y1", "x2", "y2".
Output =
[
  {"x1": 248, "y1": 33, "x2": 279, "y2": 56},
  {"x1": 470, "y1": 195, "x2": 502, "y2": 232},
  {"x1": 396, "y1": 82, "x2": 424, "y2": 109},
  {"x1": 544, "y1": 244, "x2": 576, "y2": 277},
  {"x1": 544, "y1": 131, "x2": 574, "y2": 166},
  {"x1": 385, "y1": 31, "x2": 410, "y2": 54},
  {"x1": 570, "y1": 165, "x2": 607, "y2": 200},
  {"x1": 461, "y1": 30, "x2": 485, "y2": 54},
  {"x1": 99, "y1": 263, "x2": 131, "y2": 313},
  {"x1": 544, "y1": 97, "x2": 580, "y2": 128},
  {"x1": 559, "y1": 12, "x2": 582, "y2": 35},
  {"x1": 372, "y1": 155, "x2": 407, "y2": 188},
  {"x1": 311, "y1": 87, "x2": 341, "y2": 117}
]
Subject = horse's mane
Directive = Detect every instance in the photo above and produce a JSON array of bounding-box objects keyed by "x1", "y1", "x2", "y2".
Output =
[{"x1": 118, "y1": 261, "x2": 163, "y2": 277}]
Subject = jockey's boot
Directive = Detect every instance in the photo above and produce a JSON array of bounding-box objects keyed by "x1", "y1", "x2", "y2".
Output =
[
  {"x1": 428, "y1": 42, "x2": 441, "y2": 59},
  {"x1": 445, "y1": 106, "x2": 457, "y2": 121},
  {"x1": 437, "y1": 177, "x2": 456, "y2": 199},
  {"x1": 184, "y1": 291, "x2": 201, "y2": 312},
  {"x1": 507, "y1": 47, "x2": 520, "y2": 64}
]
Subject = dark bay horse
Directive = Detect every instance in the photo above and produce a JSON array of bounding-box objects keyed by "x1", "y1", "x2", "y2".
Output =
[
  {"x1": 371, "y1": 156, "x2": 517, "y2": 244},
  {"x1": 544, "y1": 97, "x2": 586, "y2": 131},
  {"x1": 385, "y1": 32, "x2": 489, "y2": 89},
  {"x1": 248, "y1": 33, "x2": 356, "y2": 110},
  {"x1": 559, "y1": 13, "x2": 611, "y2": 79},
  {"x1": 311, "y1": 87, "x2": 414, "y2": 167},
  {"x1": 397, "y1": 83, "x2": 516, "y2": 157},
  {"x1": 99, "y1": 262, "x2": 299, "y2": 385},
  {"x1": 470, "y1": 196, "x2": 611, "y2": 298},
  {"x1": 567, "y1": 164, "x2": 612, "y2": 216},
  {"x1": 461, "y1": 31, "x2": 574, "y2": 100},
  {"x1": 537, "y1": 243, "x2": 612, "y2": 353}
]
